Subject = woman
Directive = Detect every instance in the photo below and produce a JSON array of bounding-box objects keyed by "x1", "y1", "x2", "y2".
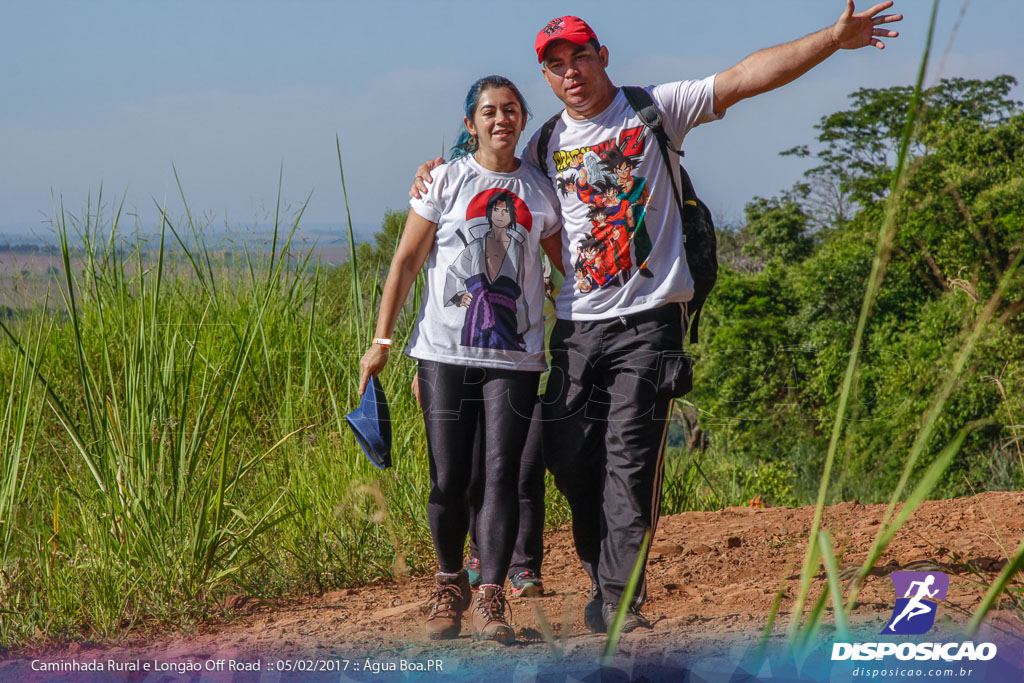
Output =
[{"x1": 358, "y1": 75, "x2": 562, "y2": 643}]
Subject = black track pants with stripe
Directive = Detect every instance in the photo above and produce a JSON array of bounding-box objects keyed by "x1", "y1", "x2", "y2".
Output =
[{"x1": 542, "y1": 303, "x2": 689, "y2": 607}]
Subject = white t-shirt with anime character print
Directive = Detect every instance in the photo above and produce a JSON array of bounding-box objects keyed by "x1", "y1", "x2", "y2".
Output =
[
  {"x1": 524, "y1": 76, "x2": 723, "y2": 321},
  {"x1": 406, "y1": 154, "x2": 562, "y2": 371}
]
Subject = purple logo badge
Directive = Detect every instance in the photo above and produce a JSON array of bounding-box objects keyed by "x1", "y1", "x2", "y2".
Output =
[{"x1": 882, "y1": 571, "x2": 948, "y2": 635}]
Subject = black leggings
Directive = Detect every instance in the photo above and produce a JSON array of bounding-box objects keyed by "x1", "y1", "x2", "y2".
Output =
[
  {"x1": 417, "y1": 359, "x2": 539, "y2": 586},
  {"x1": 468, "y1": 398, "x2": 545, "y2": 578}
]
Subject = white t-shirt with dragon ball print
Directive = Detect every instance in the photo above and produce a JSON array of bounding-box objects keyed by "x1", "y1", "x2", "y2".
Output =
[
  {"x1": 406, "y1": 154, "x2": 562, "y2": 371},
  {"x1": 524, "y1": 76, "x2": 723, "y2": 321}
]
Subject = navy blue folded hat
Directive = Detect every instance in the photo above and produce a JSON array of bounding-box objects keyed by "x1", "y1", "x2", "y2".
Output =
[{"x1": 345, "y1": 375, "x2": 392, "y2": 469}]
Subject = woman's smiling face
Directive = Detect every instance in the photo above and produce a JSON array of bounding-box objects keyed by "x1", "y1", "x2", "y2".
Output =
[{"x1": 465, "y1": 87, "x2": 525, "y2": 158}]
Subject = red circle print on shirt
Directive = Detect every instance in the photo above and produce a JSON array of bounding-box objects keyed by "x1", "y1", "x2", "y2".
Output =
[{"x1": 465, "y1": 188, "x2": 533, "y2": 232}]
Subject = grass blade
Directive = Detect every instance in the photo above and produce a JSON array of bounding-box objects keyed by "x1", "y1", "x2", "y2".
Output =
[
  {"x1": 601, "y1": 530, "x2": 651, "y2": 666},
  {"x1": 336, "y1": 136, "x2": 363, "y2": 339},
  {"x1": 817, "y1": 530, "x2": 849, "y2": 642},
  {"x1": 967, "y1": 536, "x2": 1024, "y2": 636},
  {"x1": 787, "y1": 0, "x2": 941, "y2": 641}
]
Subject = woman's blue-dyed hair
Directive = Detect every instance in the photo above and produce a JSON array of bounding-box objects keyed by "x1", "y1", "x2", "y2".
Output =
[{"x1": 449, "y1": 75, "x2": 530, "y2": 160}]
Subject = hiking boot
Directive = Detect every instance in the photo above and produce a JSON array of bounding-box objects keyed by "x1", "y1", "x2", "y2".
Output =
[
  {"x1": 509, "y1": 570, "x2": 543, "y2": 598},
  {"x1": 471, "y1": 585, "x2": 514, "y2": 643},
  {"x1": 424, "y1": 571, "x2": 471, "y2": 640},
  {"x1": 584, "y1": 581, "x2": 606, "y2": 633},
  {"x1": 602, "y1": 602, "x2": 652, "y2": 634},
  {"x1": 466, "y1": 556, "x2": 482, "y2": 588}
]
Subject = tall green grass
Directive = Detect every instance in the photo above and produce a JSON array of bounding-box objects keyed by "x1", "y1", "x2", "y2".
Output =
[
  {"x1": 0, "y1": 177, "x2": 439, "y2": 646},
  {"x1": 0, "y1": 311, "x2": 45, "y2": 577}
]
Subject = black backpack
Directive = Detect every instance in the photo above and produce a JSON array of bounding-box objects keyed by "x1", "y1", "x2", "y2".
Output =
[{"x1": 536, "y1": 86, "x2": 718, "y2": 344}]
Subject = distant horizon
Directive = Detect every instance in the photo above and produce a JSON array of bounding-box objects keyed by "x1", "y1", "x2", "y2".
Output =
[{"x1": 0, "y1": 218, "x2": 381, "y2": 246}]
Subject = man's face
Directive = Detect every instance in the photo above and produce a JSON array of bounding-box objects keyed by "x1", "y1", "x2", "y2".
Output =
[{"x1": 541, "y1": 40, "x2": 609, "y2": 115}]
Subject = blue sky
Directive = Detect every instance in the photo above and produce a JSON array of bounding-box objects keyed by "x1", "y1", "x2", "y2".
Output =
[{"x1": 2, "y1": 1, "x2": 1021, "y2": 242}]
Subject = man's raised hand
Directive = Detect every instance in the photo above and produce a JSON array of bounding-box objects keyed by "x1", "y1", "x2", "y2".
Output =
[{"x1": 832, "y1": 1, "x2": 902, "y2": 50}]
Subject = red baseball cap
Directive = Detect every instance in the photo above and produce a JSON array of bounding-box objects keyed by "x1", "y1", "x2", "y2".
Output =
[{"x1": 535, "y1": 16, "x2": 598, "y2": 63}]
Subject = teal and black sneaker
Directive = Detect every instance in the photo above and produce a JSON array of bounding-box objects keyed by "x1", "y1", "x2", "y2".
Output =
[
  {"x1": 466, "y1": 556, "x2": 482, "y2": 588},
  {"x1": 509, "y1": 570, "x2": 543, "y2": 598}
]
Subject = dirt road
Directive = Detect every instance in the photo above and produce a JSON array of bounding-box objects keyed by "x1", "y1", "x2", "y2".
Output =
[{"x1": 5, "y1": 491, "x2": 1023, "y2": 680}]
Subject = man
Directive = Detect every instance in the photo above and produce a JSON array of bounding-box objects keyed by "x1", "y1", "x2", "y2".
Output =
[{"x1": 413, "y1": 1, "x2": 902, "y2": 632}]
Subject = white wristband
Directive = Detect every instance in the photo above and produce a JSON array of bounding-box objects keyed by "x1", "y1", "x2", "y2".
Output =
[{"x1": 373, "y1": 338, "x2": 393, "y2": 347}]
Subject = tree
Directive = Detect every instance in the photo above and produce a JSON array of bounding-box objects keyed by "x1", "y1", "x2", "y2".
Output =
[
  {"x1": 355, "y1": 208, "x2": 409, "y2": 273},
  {"x1": 782, "y1": 75, "x2": 1021, "y2": 228},
  {"x1": 742, "y1": 196, "x2": 813, "y2": 265},
  {"x1": 692, "y1": 76, "x2": 1024, "y2": 503}
]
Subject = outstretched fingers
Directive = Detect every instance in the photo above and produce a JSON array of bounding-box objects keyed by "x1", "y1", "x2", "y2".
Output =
[
  {"x1": 870, "y1": 25, "x2": 899, "y2": 49},
  {"x1": 872, "y1": 13, "x2": 904, "y2": 25},
  {"x1": 859, "y1": 1, "x2": 896, "y2": 19},
  {"x1": 835, "y1": 0, "x2": 902, "y2": 50}
]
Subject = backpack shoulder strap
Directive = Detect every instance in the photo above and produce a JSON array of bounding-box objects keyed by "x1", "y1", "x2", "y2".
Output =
[
  {"x1": 536, "y1": 112, "x2": 563, "y2": 179},
  {"x1": 621, "y1": 86, "x2": 687, "y2": 229},
  {"x1": 621, "y1": 86, "x2": 664, "y2": 140},
  {"x1": 623, "y1": 86, "x2": 708, "y2": 345}
]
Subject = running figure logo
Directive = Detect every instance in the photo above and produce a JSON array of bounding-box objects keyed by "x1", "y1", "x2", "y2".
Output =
[{"x1": 883, "y1": 571, "x2": 948, "y2": 635}]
